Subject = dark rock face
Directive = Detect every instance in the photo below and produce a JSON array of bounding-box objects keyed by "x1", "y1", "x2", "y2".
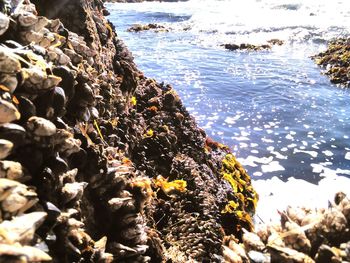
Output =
[
  {"x1": 0, "y1": 0, "x2": 257, "y2": 262},
  {"x1": 312, "y1": 38, "x2": 350, "y2": 87}
]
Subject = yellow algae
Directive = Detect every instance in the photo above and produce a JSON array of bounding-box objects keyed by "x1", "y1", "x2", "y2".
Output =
[
  {"x1": 130, "y1": 96, "x2": 137, "y2": 106},
  {"x1": 154, "y1": 175, "x2": 187, "y2": 195},
  {"x1": 144, "y1": 129, "x2": 154, "y2": 138},
  {"x1": 222, "y1": 201, "x2": 239, "y2": 214}
]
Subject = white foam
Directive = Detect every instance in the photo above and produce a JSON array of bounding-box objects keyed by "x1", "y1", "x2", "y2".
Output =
[
  {"x1": 253, "y1": 175, "x2": 350, "y2": 223},
  {"x1": 323, "y1": 150, "x2": 333, "y2": 157},
  {"x1": 225, "y1": 115, "x2": 241, "y2": 124},
  {"x1": 272, "y1": 151, "x2": 288, "y2": 160},
  {"x1": 261, "y1": 161, "x2": 285, "y2": 173},
  {"x1": 285, "y1": 134, "x2": 294, "y2": 140},
  {"x1": 253, "y1": 171, "x2": 263, "y2": 176},
  {"x1": 345, "y1": 152, "x2": 350, "y2": 160},
  {"x1": 262, "y1": 138, "x2": 274, "y2": 143}
]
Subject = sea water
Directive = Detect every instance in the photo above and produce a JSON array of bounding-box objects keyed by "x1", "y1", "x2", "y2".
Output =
[{"x1": 106, "y1": 0, "x2": 350, "y2": 221}]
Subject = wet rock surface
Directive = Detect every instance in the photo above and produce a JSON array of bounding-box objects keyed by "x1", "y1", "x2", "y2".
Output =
[
  {"x1": 312, "y1": 38, "x2": 350, "y2": 87},
  {"x1": 127, "y1": 23, "x2": 169, "y2": 33},
  {"x1": 0, "y1": 0, "x2": 257, "y2": 262},
  {"x1": 222, "y1": 39, "x2": 284, "y2": 52}
]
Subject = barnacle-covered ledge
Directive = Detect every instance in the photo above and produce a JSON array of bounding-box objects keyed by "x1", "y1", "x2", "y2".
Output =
[{"x1": 0, "y1": 0, "x2": 257, "y2": 262}]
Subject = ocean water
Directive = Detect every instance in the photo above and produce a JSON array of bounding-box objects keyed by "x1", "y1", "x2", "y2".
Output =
[{"x1": 106, "y1": 0, "x2": 350, "y2": 221}]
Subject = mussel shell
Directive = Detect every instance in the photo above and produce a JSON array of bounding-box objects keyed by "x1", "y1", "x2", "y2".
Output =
[
  {"x1": 52, "y1": 66, "x2": 75, "y2": 101},
  {"x1": 0, "y1": 98, "x2": 20, "y2": 123},
  {"x1": 34, "y1": 86, "x2": 66, "y2": 119},
  {"x1": 17, "y1": 96, "x2": 37, "y2": 122},
  {"x1": 75, "y1": 83, "x2": 94, "y2": 107},
  {"x1": 15, "y1": 145, "x2": 43, "y2": 175},
  {"x1": 0, "y1": 123, "x2": 26, "y2": 147}
]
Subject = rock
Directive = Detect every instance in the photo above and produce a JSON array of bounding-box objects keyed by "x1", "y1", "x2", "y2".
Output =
[
  {"x1": 312, "y1": 38, "x2": 350, "y2": 87},
  {"x1": 127, "y1": 23, "x2": 169, "y2": 32}
]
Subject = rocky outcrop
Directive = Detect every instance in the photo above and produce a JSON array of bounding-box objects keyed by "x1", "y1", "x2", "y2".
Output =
[
  {"x1": 222, "y1": 39, "x2": 284, "y2": 52},
  {"x1": 0, "y1": 0, "x2": 257, "y2": 262},
  {"x1": 312, "y1": 38, "x2": 350, "y2": 87},
  {"x1": 127, "y1": 23, "x2": 169, "y2": 33}
]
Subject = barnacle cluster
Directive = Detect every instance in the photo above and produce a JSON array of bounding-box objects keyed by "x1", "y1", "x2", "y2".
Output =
[{"x1": 223, "y1": 192, "x2": 350, "y2": 263}]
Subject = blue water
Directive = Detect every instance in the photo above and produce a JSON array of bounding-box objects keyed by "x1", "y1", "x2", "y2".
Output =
[{"x1": 106, "y1": 0, "x2": 350, "y2": 183}]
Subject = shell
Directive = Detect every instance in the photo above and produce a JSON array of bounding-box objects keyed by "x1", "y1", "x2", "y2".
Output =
[
  {"x1": 51, "y1": 129, "x2": 81, "y2": 156},
  {"x1": 0, "y1": 139, "x2": 13, "y2": 160},
  {"x1": 27, "y1": 116, "x2": 56, "y2": 136},
  {"x1": 17, "y1": 11, "x2": 38, "y2": 27},
  {"x1": 108, "y1": 197, "x2": 133, "y2": 211},
  {"x1": 247, "y1": 250, "x2": 271, "y2": 263},
  {"x1": 0, "y1": 178, "x2": 20, "y2": 201},
  {"x1": 0, "y1": 12, "x2": 9, "y2": 36},
  {"x1": 223, "y1": 245, "x2": 243, "y2": 263},
  {"x1": 282, "y1": 220, "x2": 311, "y2": 254},
  {"x1": 242, "y1": 230, "x2": 265, "y2": 252},
  {"x1": 29, "y1": 16, "x2": 49, "y2": 32},
  {"x1": 61, "y1": 182, "x2": 87, "y2": 204},
  {"x1": 315, "y1": 244, "x2": 342, "y2": 263},
  {"x1": 0, "y1": 212, "x2": 46, "y2": 244},
  {"x1": 1, "y1": 183, "x2": 38, "y2": 215},
  {"x1": 0, "y1": 244, "x2": 52, "y2": 262},
  {"x1": 319, "y1": 209, "x2": 347, "y2": 238},
  {"x1": 0, "y1": 123, "x2": 26, "y2": 147},
  {"x1": 267, "y1": 245, "x2": 315, "y2": 263},
  {"x1": 20, "y1": 30, "x2": 43, "y2": 44},
  {"x1": 0, "y1": 73, "x2": 18, "y2": 93},
  {"x1": 227, "y1": 237, "x2": 249, "y2": 261},
  {"x1": 0, "y1": 99, "x2": 20, "y2": 123},
  {"x1": 0, "y1": 160, "x2": 26, "y2": 181},
  {"x1": 0, "y1": 48, "x2": 21, "y2": 74}
]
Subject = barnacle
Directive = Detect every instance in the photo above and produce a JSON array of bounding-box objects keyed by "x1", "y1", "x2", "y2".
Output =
[{"x1": 153, "y1": 175, "x2": 187, "y2": 195}]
